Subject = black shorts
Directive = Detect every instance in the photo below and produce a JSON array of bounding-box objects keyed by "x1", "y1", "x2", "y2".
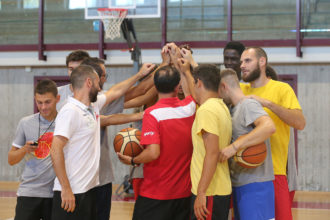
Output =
[
  {"x1": 15, "y1": 196, "x2": 52, "y2": 220},
  {"x1": 190, "y1": 194, "x2": 231, "y2": 220},
  {"x1": 132, "y1": 195, "x2": 191, "y2": 220},
  {"x1": 94, "y1": 182, "x2": 112, "y2": 220},
  {"x1": 51, "y1": 188, "x2": 97, "y2": 220}
]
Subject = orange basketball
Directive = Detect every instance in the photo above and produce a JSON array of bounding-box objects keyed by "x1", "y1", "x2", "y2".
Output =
[
  {"x1": 113, "y1": 127, "x2": 143, "y2": 157},
  {"x1": 234, "y1": 142, "x2": 267, "y2": 168}
]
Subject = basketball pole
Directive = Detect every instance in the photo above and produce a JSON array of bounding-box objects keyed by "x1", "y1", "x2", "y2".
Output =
[{"x1": 121, "y1": 19, "x2": 141, "y2": 75}]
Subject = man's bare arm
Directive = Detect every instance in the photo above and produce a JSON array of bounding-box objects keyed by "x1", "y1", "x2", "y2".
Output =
[
  {"x1": 124, "y1": 72, "x2": 154, "y2": 102},
  {"x1": 8, "y1": 142, "x2": 37, "y2": 165},
  {"x1": 194, "y1": 131, "x2": 219, "y2": 220},
  {"x1": 125, "y1": 61, "x2": 167, "y2": 102},
  {"x1": 100, "y1": 112, "x2": 144, "y2": 127},
  {"x1": 124, "y1": 86, "x2": 158, "y2": 109},
  {"x1": 50, "y1": 135, "x2": 75, "y2": 213},
  {"x1": 248, "y1": 95, "x2": 306, "y2": 130},
  {"x1": 177, "y1": 58, "x2": 197, "y2": 100},
  {"x1": 104, "y1": 63, "x2": 155, "y2": 106},
  {"x1": 117, "y1": 144, "x2": 160, "y2": 165},
  {"x1": 219, "y1": 115, "x2": 276, "y2": 162}
]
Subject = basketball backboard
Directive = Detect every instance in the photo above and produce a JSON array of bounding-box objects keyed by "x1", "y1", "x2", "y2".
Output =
[{"x1": 85, "y1": 0, "x2": 161, "y2": 19}]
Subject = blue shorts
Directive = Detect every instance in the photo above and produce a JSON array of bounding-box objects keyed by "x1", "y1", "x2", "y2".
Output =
[{"x1": 232, "y1": 181, "x2": 275, "y2": 220}]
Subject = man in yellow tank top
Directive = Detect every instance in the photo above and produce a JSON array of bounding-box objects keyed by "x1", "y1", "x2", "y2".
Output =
[{"x1": 240, "y1": 47, "x2": 306, "y2": 220}]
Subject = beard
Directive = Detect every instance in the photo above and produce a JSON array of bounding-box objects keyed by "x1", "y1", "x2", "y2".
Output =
[
  {"x1": 89, "y1": 84, "x2": 99, "y2": 103},
  {"x1": 243, "y1": 64, "x2": 261, "y2": 82}
]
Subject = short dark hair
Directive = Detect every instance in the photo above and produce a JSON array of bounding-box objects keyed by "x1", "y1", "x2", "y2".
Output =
[
  {"x1": 66, "y1": 50, "x2": 90, "y2": 67},
  {"x1": 224, "y1": 41, "x2": 245, "y2": 56},
  {"x1": 154, "y1": 65, "x2": 180, "y2": 93},
  {"x1": 192, "y1": 64, "x2": 220, "y2": 92},
  {"x1": 70, "y1": 65, "x2": 97, "y2": 89},
  {"x1": 34, "y1": 79, "x2": 58, "y2": 97},
  {"x1": 81, "y1": 57, "x2": 105, "y2": 78}
]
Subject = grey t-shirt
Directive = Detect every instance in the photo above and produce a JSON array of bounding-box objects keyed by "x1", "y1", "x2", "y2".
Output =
[
  {"x1": 99, "y1": 92, "x2": 125, "y2": 186},
  {"x1": 12, "y1": 113, "x2": 56, "y2": 198},
  {"x1": 229, "y1": 98, "x2": 274, "y2": 187},
  {"x1": 131, "y1": 114, "x2": 144, "y2": 179},
  {"x1": 57, "y1": 84, "x2": 71, "y2": 111}
]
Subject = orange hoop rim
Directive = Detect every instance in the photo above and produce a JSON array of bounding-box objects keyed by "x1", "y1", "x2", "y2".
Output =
[{"x1": 97, "y1": 8, "x2": 128, "y2": 12}]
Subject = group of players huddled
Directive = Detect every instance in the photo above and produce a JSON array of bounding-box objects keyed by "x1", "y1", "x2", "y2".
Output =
[{"x1": 8, "y1": 41, "x2": 305, "y2": 220}]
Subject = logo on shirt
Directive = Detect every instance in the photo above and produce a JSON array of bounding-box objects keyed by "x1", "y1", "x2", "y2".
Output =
[{"x1": 144, "y1": 131, "x2": 155, "y2": 137}]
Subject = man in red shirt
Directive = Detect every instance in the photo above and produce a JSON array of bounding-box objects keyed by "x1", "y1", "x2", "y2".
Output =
[{"x1": 118, "y1": 65, "x2": 196, "y2": 220}]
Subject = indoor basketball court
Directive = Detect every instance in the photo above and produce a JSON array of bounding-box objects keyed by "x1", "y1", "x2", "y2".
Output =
[{"x1": 0, "y1": 0, "x2": 330, "y2": 220}]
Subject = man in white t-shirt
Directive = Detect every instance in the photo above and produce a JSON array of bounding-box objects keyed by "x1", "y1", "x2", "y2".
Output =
[{"x1": 50, "y1": 64, "x2": 153, "y2": 219}]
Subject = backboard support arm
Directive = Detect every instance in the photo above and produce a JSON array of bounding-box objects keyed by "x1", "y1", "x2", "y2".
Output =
[{"x1": 121, "y1": 19, "x2": 141, "y2": 73}]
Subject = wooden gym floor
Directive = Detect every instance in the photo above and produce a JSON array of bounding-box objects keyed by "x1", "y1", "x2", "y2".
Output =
[{"x1": 0, "y1": 182, "x2": 329, "y2": 220}]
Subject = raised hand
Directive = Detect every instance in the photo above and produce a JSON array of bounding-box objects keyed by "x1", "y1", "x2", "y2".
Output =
[
  {"x1": 180, "y1": 48, "x2": 198, "y2": 68},
  {"x1": 138, "y1": 63, "x2": 156, "y2": 78},
  {"x1": 177, "y1": 58, "x2": 191, "y2": 74},
  {"x1": 161, "y1": 45, "x2": 171, "y2": 65}
]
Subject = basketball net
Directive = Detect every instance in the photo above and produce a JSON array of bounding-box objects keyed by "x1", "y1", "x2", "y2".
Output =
[{"x1": 97, "y1": 8, "x2": 128, "y2": 40}]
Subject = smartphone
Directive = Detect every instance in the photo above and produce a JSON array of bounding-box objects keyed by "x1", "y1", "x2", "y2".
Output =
[{"x1": 31, "y1": 141, "x2": 38, "y2": 146}]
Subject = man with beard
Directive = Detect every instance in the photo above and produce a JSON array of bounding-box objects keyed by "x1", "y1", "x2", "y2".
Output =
[
  {"x1": 218, "y1": 68, "x2": 276, "y2": 220},
  {"x1": 223, "y1": 41, "x2": 245, "y2": 80},
  {"x1": 80, "y1": 57, "x2": 144, "y2": 220},
  {"x1": 240, "y1": 47, "x2": 306, "y2": 220},
  {"x1": 50, "y1": 64, "x2": 153, "y2": 219}
]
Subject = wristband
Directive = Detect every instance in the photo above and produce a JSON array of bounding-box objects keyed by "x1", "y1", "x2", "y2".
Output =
[{"x1": 131, "y1": 157, "x2": 136, "y2": 166}]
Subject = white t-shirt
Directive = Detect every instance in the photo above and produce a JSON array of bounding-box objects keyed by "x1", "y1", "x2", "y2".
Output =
[
  {"x1": 56, "y1": 85, "x2": 125, "y2": 186},
  {"x1": 53, "y1": 95, "x2": 106, "y2": 194}
]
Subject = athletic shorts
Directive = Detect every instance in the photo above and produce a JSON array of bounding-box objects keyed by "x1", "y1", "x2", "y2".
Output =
[
  {"x1": 190, "y1": 194, "x2": 231, "y2": 220},
  {"x1": 95, "y1": 183, "x2": 112, "y2": 220},
  {"x1": 132, "y1": 195, "x2": 190, "y2": 220},
  {"x1": 232, "y1": 181, "x2": 275, "y2": 220},
  {"x1": 51, "y1": 188, "x2": 97, "y2": 220},
  {"x1": 15, "y1": 196, "x2": 52, "y2": 220},
  {"x1": 273, "y1": 175, "x2": 293, "y2": 220}
]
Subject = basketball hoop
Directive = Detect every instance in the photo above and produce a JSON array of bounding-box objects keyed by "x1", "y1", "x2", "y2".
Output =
[{"x1": 97, "y1": 8, "x2": 128, "y2": 40}]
